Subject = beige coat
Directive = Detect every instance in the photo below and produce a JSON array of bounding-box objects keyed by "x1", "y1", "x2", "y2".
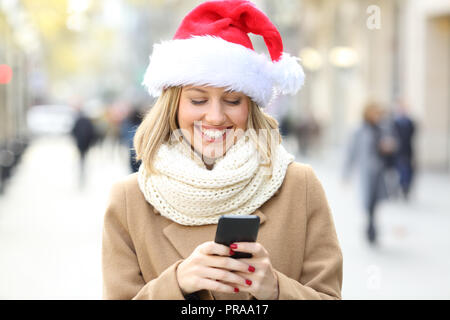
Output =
[{"x1": 102, "y1": 162, "x2": 343, "y2": 300}]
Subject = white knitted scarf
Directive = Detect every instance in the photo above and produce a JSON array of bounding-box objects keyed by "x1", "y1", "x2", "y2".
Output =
[{"x1": 137, "y1": 135, "x2": 294, "y2": 226}]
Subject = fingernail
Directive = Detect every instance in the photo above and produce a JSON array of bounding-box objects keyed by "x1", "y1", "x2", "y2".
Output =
[
  {"x1": 229, "y1": 249, "x2": 235, "y2": 256},
  {"x1": 230, "y1": 243, "x2": 238, "y2": 249},
  {"x1": 245, "y1": 279, "x2": 252, "y2": 286},
  {"x1": 234, "y1": 288, "x2": 239, "y2": 293},
  {"x1": 248, "y1": 265, "x2": 255, "y2": 273}
]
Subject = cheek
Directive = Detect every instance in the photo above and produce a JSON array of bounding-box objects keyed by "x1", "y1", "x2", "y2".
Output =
[
  {"x1": 178, "y1": 103, "x2": 199, "y2": 129},
  {"x1": 231, "y1": 105, "x2": 249, "y2": 128}
]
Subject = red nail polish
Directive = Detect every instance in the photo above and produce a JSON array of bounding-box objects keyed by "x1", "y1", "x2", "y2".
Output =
[
  {"x1": 234, "y1": 288, "x2": 239, "y2": 293},
  {"x1": 246, "y1": 279, "x2": 252, "y2": 286},
  {"x1": 230, "y1": 243, "x2": 238, "y2": 249},
  {"x1": 229, "y1": 249, "x2": 235, "y2": 256},
  {"x1": 248, "y1": 265, "x2": 255, "y2": 273}
]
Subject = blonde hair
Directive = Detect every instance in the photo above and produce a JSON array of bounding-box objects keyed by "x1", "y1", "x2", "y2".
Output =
[
  {"x1": 363, "y1": 101, "x2": 384, "y2": 125},
  {"x1": 133, "y1": 86, "x2": 282, "y2": 176}
]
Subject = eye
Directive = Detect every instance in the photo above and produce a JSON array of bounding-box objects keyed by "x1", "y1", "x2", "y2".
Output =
[
  {"x1": 225, "y1": 99, "x2": 241, "y2": 105},
  {"x1": 191, "y1": 100, "x2": 207, "y2": 105}
]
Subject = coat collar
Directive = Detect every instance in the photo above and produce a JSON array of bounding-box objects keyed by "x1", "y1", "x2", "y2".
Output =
[{"x1": 162, "y1": 209, "x2": 267, "y2": 259}]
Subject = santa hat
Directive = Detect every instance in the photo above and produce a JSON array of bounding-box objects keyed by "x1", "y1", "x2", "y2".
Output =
[{"x1": 142, "y1": 0, "x2": 305, "y2": 107}]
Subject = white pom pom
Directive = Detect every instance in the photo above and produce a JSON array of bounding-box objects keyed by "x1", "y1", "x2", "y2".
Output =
[{"x1": 272, "y1": 52, "x2": 305, "y2": 95}]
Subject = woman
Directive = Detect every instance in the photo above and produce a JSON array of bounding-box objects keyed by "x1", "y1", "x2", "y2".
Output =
[{"x1": 102, "y1": 0, "x2": 342, "y2": 300}]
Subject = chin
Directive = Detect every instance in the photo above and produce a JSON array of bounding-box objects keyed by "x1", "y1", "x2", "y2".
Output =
[{"x1": 197, "y1": 142, "x2": 228, "y2": 160}]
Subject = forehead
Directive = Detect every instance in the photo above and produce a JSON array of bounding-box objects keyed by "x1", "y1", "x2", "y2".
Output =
[{"x1": 183, "y1": 85, "x2": 241, "y2": 95}]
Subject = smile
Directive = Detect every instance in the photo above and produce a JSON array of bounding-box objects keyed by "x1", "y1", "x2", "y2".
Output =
[{"x1": 194, "y1": 125, "x2": 233, "y2": 143}]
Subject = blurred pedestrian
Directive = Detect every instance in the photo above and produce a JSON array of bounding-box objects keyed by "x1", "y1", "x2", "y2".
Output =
[
  {"x1": 120, "y1": 106, "x2": 143, "y2": 173},
  {"x1": 342, "y1": 102, "x2": 397, "y2": 245},
  {"x1": 294, "y1": 113, "x2": 320, "y2": 157},
  {"x1": 392, "y1": 100, "x2": 416, "y2": 200},
  {"x1": 279, "y1": 114, "x2": 292, "y2": 137},
  {"x1": 71, "y1": 107, "x2": 97, "y2": 188}
]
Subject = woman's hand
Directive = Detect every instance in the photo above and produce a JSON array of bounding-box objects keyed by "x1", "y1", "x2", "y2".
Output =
[
  {"x1": 176, "y1": 241, "x2": 255, "y2": 295},
  {"x1": 228, "y1": 242, "x2": 279, "y2": 300},
  {"x1": 176, "y1": 241, "x2": 279, "y2": 300}
]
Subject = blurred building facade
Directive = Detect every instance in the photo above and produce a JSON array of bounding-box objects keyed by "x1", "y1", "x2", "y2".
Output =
[
  {"x1": 0, "y1": 0, "x2": 449, "y2": 171},
  {"x1": 275, "y1": 0, "x2": 450, "y2": 171},
  {"x1": 0, "y1": 9, "x2": 29, "y2": 144},
  {"x1": 402, "y1": 0, "x2": 450, "y2": 171},
  {"x1": 0, "y1": 4, "x2": 31, "y2": 192}
]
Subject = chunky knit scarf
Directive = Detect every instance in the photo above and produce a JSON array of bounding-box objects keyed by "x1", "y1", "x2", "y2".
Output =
[{"x1": 137, "y1": 135, "x2": 294, "y2": 226}]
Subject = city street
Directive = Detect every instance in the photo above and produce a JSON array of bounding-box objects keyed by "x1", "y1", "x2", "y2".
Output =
[{"x1": 0, "y1": 136, "x2": 449, "y2": 299}]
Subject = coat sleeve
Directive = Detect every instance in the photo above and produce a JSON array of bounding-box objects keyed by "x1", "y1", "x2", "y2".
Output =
[
  {"x1": 101, "y1": 180, "x2": 186, "y2": 300},
  {"x1": 342, "y1": 128, "x2": 360, "y2": 181},
  {"x1": 274, "y1": 165, "x2": 343, "y2": 300}
]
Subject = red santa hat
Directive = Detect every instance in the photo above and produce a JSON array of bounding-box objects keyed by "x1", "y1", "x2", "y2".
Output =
[{"x1": 142, "y1": 0, "x2": 305, "y2": 107}]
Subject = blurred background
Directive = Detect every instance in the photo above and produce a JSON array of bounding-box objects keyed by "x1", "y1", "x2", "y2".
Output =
[{"x1": 0, "y1": 0, "x2": 449, "y2": 299}]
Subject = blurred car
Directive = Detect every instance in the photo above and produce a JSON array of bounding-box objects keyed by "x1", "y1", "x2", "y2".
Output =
[{"x1": 27, "y1": 105, "x2": 77, "y2": 136}]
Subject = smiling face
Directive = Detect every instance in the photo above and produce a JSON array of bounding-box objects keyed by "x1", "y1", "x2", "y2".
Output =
[{"x1": 177, "y1": 85, "x2": 250, "y2": 167}]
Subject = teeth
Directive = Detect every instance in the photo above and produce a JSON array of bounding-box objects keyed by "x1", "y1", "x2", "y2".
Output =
[{"x1": 200, "y1": 128, "x2": 228, "y2": 139}]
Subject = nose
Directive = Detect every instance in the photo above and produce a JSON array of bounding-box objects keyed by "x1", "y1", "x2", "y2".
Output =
[{"x1": 204, "y1": 99, "x2": 226, "y2": 125}]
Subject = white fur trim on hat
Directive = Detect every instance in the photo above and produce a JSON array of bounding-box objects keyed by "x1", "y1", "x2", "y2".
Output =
[{"x1": 142, "y1": 35, "x2": 304, "y2": 107}]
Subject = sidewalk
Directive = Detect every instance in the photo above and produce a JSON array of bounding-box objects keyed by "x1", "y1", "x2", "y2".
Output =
[
  {"x1": 0, "y1": 135, "x2": 129, "y2": 299},
  {"x1": 0, "y1": 136, "x2": 449, "y2": 299}
]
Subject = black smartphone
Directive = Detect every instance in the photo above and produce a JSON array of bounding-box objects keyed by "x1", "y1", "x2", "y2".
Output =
[{"x1": 214, "y1": 215, "x2": 260, "y2": 259}]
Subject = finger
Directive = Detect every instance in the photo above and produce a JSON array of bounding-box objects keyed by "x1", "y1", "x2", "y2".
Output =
[
  {"x1": 202, "y1": 266, "x2": 248, "y2": 287},
  {"x1": 220, "y1": 279, "x2": 254, "y2": 294},
  {"x1": 198, "y1": 278, "x2": 238, "y2": 294},
  {"x1": 232, "y1": 272, "x2": 255, "y2": 288},
  {"x1": 230, "y1": 242, "x2": 267, "y2": 257},
  {"x1": 204, "y1": 255, "x2": 252, "y2": 274},
  {"x1": 198, "y1": 241, "x2": 234, "y2": 257},
  {"x1": 234, "y1": 270, "x2": 256, "y2": 281}
]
